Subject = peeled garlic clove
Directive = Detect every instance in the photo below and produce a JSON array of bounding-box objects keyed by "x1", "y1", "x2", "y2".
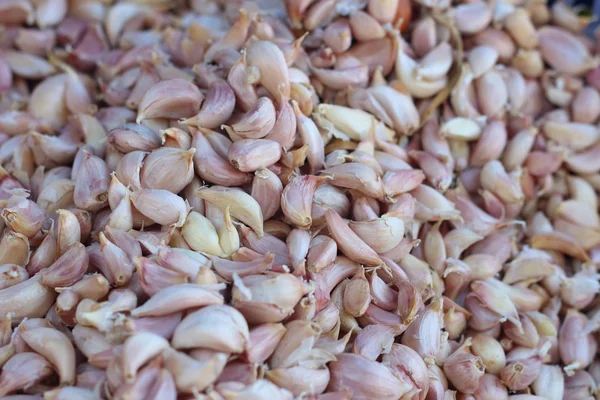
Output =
[
  {"x1": 469, "y1": 45, "x2": 499, "y2": 79},
  {"x1": 218, "y1": 206, "x2": 240, "y2": 256},
  {"x1": 323, "y1": 17, "x2": 352, "y2": 53},
  {"x1": 315, "y1": 103, "x2": 375, "y2": 141},
  {"x1": 538, "y1": 26, "x2": 597, "y2": 76},
  {"x1": 440, "y1": 117, "x2": 483, "y2": 141},
  {"x1": 395, "y1": 35, "x2": 447, "y2": 98},
  {"x1": 454, "y1": 2, "x2": 492, "y2": 34},
  {"x1": 571, "y1": 86, "x2": 600, "y2": 123},
  {"x1": 470, "y1": 120, "x2": 507, "y2": 167},
  {"x1": 136, "y1": 78, "x2": 204, "y2": 123},
  {"x1": 181, "y1": 211, "x2": 225, "y2": 257},
  {"x1": 543, "y1": 121, "x2": 600, "y2": 151},
  {"x1": 450, "y1": 64, "x2": 481, "y2": 119},
  {"x1": 480, "y1": 160, "x2": 524, "y2": 203},
  {"x1": 504, "y1": 8, "x2": 539, "y2": 50},
  {"x1": 502, "y1": 127, "x2": 538, "y2": 171},
  {"x1": 68, "y1": 273, "x2": 110, "y2": 302},
  {"x1": 196, "y1": 185, "x2": 264, "y2": 237},
  {"x1": 290, "y1": 82, "x2": 315, "y2": 116},
  {"x1": 477, "y1": 69, "x2": 508, "y2": 117},
  {"x1": 415, "y1": 42, "x2": 453, "y2": 81},
  {"x1": 369, "y1": 85, "x2": 420, "y2": 135},
  {"x1": 350, "y1": 11, "x2": 385, "y2": 42}
]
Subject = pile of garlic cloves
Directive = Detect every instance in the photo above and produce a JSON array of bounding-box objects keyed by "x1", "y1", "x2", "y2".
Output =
[{"x1": 0, "y1": 0, "x2": 600, "y2": 399}]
